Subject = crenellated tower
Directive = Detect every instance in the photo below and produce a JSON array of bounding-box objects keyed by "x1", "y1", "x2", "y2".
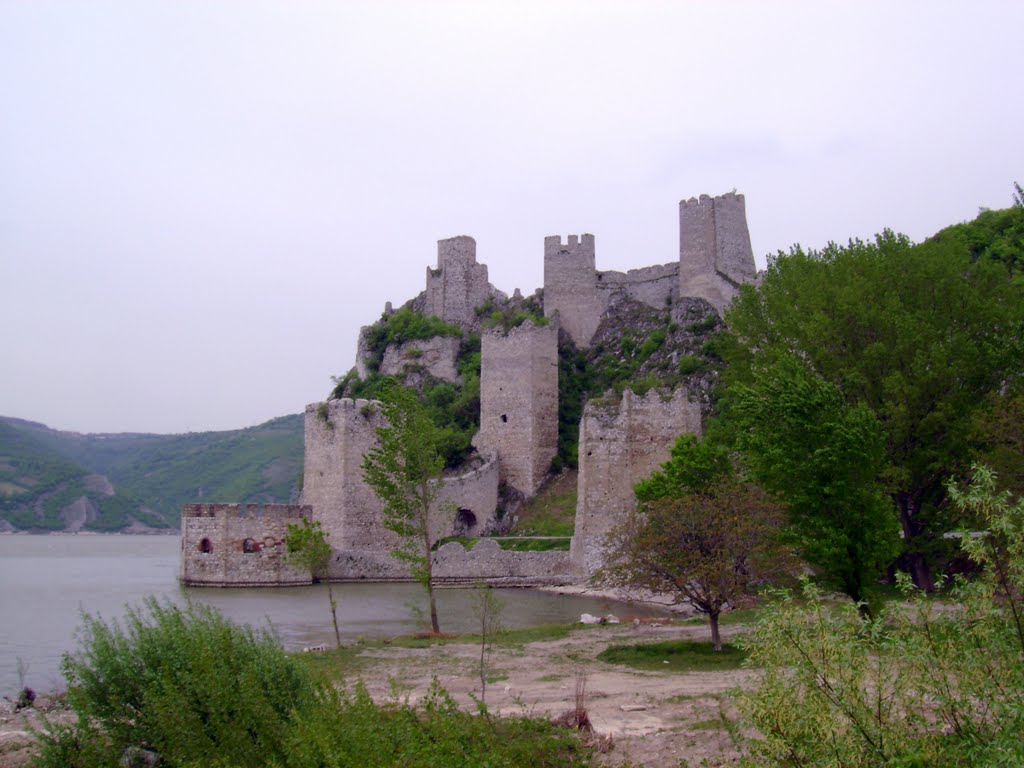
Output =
[
  {"x1": 678, "y1": 192, "x2": 756, "y2": 313},
  {"x1": 542, "y1": 234, "x2": 603, "y2": 347}
]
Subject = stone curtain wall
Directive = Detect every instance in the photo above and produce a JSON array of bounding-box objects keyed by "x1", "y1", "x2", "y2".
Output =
[
  {"x1": 596, "y1": 262, "x2": 679, "y2": 310},
  {"x1": 180, "y1": 503, "x2": 311, "y2": 587},
  {"x1": 678, "y1": 192, "x2": 757, "y2": 314},
  {"x1": 431, "y1": 453, "x2": 500, "y2": 540},
  {"x1": 475, "y1": 321, "x2": 559, "y2": 496},
  {"x1": 570, "y1": 389, "x2": 704, "y2": 576},
  {"x1": 424, "y1": 236, "x2": 492, "y2": 328}
]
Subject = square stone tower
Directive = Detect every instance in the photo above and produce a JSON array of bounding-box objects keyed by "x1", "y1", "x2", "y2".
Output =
[
  {"x1": 543, "y1": 234, "x2": 603, "y2": 348},
  {"x1": 679, "y1": 192, "x2": 757, "y2": 314},
  {"x1": 475, "y1": 320, "x2": 559, "y2": 496}
]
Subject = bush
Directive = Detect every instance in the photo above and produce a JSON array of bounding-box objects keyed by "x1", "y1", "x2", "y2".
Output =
[
  {"x1": 37, "y1": 599, "x2": 597, "y2": 768},
  {"x1": 281, "y1": 680, "x2": 594, "y2": 768},
  {"x1": 740, "y1": 465, "x2": 1024, "y2": 767},
  {"x1": 37, "y1": 598, "x2": 316, "y2": 768}
]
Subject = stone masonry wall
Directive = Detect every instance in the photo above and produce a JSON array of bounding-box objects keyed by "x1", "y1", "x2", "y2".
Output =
[
  {"x1": 180, "y1": 503, "x2": 311, "y2": 586},
  {"x1": 424, "y1": 236, "x2": 492, "y2": 328},
  {"x1": 596, "y1": 262, "x2": 679, "y2": 310},
  {"x1": 678, "y1": 192, "x2": 756, "y2": 314},
  {"x1": 570, "y1": 388, "x2": 704, "y2": 576},
  {"x1": 302, "y1": 398, "x2": 501, "y2": 580},
  {"x1": 380, "y1": 335, "x2": 462, "y2": 384},
  {"x1": 475, "y1": 320, "x2": 559, "y2": 496}
]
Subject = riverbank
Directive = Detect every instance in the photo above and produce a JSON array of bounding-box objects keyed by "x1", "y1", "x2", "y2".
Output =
[{"x1": 0, "y1": 617, "x2": 752, "y2": 768}]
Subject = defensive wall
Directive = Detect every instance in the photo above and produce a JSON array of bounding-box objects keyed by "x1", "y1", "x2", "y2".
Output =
[
  {"x1": 570, "y1": 388, "x2": 704, "y2": 576},
  {"x1": 544, "y1": 191, "x2": 755, "y2": 346},
  {"x1": 474, "y1": 320, "x2": 559, "y2": 496},
  {"x1": 180, "y1": 503, "x2": 311, "y2": 587}
]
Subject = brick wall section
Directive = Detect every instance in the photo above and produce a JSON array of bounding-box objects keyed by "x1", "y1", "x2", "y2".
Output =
[
  {"x1": 570, "y1": 388, "x2": 704, "y2": 576},
  {"x1": 180, "y1": 503, "x2": 311, "y2": 586},
  {"x1": 678, "y1": 192, "x2": 757, "y2": 314},
  {"x1": 380, "y1": 335, "x2": 462, "y2": 383},
  {"x1": 424, "y1": 236, "x2": 492, "y2": 328},
  {"x1": 475, "y1": 320, "x2": 559, "y2": 496}
]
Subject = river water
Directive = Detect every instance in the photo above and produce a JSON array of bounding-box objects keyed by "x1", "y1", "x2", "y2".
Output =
[{"x1": 0, "y1": 534, "x2": 663, "y2": 695}]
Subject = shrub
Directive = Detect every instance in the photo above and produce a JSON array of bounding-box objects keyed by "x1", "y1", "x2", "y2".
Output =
[
  {"x1": 740, "y1": 465, "x2": 1024, "y2": 767},
  {"x1": 281, "y1": 680, "x2": 594, "y2": 768},
  {"x1": 37, "y1": 598, "x2": 316, "y2": 768}
]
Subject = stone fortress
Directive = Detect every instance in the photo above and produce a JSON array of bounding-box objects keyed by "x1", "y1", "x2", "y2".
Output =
[{"x1": 180, "y1": 192, "x2": 757, "y2": 587}]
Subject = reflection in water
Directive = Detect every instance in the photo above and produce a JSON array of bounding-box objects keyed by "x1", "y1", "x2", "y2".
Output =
[{"x1": 0, "y1": 535, "x2": 666, "y2": 694}]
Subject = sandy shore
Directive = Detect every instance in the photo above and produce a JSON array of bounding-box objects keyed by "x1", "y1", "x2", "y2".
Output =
[{"x1": 0, "y1": 618, "x2": 752, "y2": 768}]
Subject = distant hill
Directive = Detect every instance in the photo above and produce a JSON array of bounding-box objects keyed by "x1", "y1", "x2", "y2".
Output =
[{"x1": 0, "y1": 414, "x2": 304, "y2": 533}]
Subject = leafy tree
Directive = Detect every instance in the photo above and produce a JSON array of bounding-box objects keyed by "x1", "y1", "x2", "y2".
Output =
[
  {"x1": 600, "y1": 471, "x2": 790, "y2": 651},
  {"x1": 362, "y1": 380, "x2": 446, "y2": 634},
  {"x1": 731, "y1": 355, "x2": 900, "y2": 612},
  {"x1": 634, "y1": 432, "x2": 732, "y2": 502},
  {"x1": 741, "y1": 465, "x2": 1024, "y2": 767},
  {"x1": 284, "y1": 518, "x2": 341, "y2": 648},
  {"x1": 723, "y1": 229, "x2": 1024, "y2": 589}
]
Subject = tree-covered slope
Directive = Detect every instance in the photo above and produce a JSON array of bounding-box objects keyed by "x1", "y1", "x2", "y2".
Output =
[{"x1": 0, "y1": 414, "x2": 303, "y2": 532}]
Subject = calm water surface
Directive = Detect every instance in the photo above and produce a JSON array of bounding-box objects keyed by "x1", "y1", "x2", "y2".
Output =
[{"x1": 0, "y1": 535, "x2": 664, "y2": 694}]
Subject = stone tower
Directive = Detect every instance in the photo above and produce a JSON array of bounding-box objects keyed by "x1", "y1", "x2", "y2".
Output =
[
  {"x1": 570, "y1": 389, "x2": 703, "y2": 576},
  {"x1": 474, "y1": 320, "x2": 559, "y2": 496},
  {"x1": 678, "y1": 192, "x2": 757, "y2": 314},
  {"x1": 542, "y1": 234, "x2": 603, "y2": 348},
  {"x1": 424, "y1": 235, "x2": 491, "y2": 328},
  {"x1": 301, "y1": 398, "x2": 398, "y2": 556}
]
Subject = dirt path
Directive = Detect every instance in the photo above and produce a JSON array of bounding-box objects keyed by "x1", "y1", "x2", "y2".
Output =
[
  {"x1": 345, "y1": 620, "x2": 753, "y2": 767},
  {"x1": 0, "y1": 621, "x2": 755, "y2": 768}
]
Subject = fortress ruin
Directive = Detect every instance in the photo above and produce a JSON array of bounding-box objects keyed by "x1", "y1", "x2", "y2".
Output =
[{"x1": 181, "y1": 192, "x2": 757, "y2": 587}]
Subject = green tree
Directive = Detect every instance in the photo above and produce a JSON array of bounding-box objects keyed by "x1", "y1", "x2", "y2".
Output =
[
  {"x1": 600, "y1": 470, "x2": 790, "y2": 651},
  {"x1": 284, "y1": 518, "x2": 341, "y2": 648},
  {"x1": 723, "y1": 229, "x2": 1024, "y2": 589},
  {"x1": 741, "y1": 465, "x2": 1024, "y2": 767},
  {"x1": 731, "y1": 355, "x2": 900, "y2": 612},
  {"x1": 362, "y1": 380, "x2": 446, "y2": 634}
]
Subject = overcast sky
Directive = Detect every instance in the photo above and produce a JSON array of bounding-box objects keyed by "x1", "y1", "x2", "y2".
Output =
[{"x1": 1, "y1": 1, "x2": 1021, "y2": 435}]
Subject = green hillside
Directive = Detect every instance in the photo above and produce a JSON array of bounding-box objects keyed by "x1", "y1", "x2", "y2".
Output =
[{"x1": 0, "y1": 414, "x2": 304, "y2": 532}]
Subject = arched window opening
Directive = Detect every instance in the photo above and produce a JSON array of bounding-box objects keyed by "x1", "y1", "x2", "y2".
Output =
[
  {"x1": 454, "y1": 508, "x2": 478, "y2": 536},
  {"x1": 199, "y1": 538, "x2": 213, "y2": 554},
  {"x1": 242, "y1": 538, "x2": 257, "y2": 553}
]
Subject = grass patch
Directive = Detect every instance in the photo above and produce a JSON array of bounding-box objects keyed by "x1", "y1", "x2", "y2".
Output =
[
  {"x1": 682, "y1": 607, "x2": 760, "y2": 627},
  {"x1": 490, "y1": 537, "x2": 571, "y2": 552},
  {"x1": 514, "y1": 471, "x2": 577, "y2": 536},
  {"x1": 293, "y1": 643, "x2": 372, "y2": 681},
  {"x1": 597, "y1": 640, "x2": 748, "y2": 672},
  {"x1": 687, "y1": 717, "x2": 727, "y2": 731}
]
